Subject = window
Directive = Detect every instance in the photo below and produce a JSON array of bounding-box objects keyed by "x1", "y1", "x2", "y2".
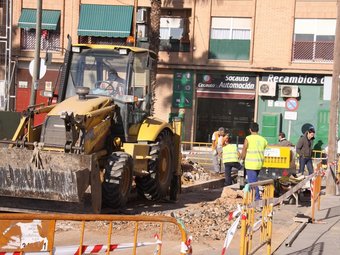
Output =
[
  {"x1": 77, "y1": 5, "x2": 133, "y2": 46},
  {"x1": 159, "y1": 9, "x2": 191, "y2": 52},
  {"x1": 293, "y1": 19, "x2": 335, "y2": 63},
  {"x1": 79, "y1": 36, "x2": 126, "y2": 45},
  {"x1": 18, "y1": 9, "x2": 61, "y2": 51},
  {"x1": 0, "y1": 41, "x2": 5, "y2": 67},
  {"x1": 21, "y1": 29, "x2": 60, "y2": 50},
  {"x1": 209, "y1": 17, "x2": 251, "y2": 60},
  {"x1": 0, "y1": 2, "x2": 7, "y2": 37}
]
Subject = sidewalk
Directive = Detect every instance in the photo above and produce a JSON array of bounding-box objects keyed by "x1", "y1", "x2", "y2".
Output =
[
  {"x1": 211, "y1": 194, "x2": 311, "y2": 255},
  {"x1": 274, "y1": 194, "x2": 340, "y2": 254}
]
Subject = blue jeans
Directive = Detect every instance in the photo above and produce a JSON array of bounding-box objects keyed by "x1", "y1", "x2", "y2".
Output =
[
  {"x1": 299, "y1": 157, "x2": 313, "y2": 175},
  {"x1": 246, "y1": 169, "x2": 260, "y2": 200},
  {"x1": 224, "y1": 162, "x2": 242, "y2": 186}
]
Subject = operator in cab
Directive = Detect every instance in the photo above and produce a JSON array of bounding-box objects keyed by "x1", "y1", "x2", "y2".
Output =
[{"x1": 93, "y1": 69, "x2": 126, "y2": 96}]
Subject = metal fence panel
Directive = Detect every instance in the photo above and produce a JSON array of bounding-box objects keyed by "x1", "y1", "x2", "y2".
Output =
[{"x1": 293, "y1": 41, "x2": 334, "y2": 63}]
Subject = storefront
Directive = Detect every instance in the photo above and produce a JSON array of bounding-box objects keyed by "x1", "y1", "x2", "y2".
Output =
[
  {"x1": 257, "y1": 73, "x2": 331, "y2": 146},
  {"x1": 194, "y1": 72, "x2": 256, "y2": 143}
]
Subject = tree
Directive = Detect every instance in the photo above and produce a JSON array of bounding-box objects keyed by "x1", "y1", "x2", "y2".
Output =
[{"x1": 148, "y1": 0, "x2": 162, "y2": 114}]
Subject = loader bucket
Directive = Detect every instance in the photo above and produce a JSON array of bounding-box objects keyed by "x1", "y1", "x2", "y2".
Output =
[{"x1": 0, "y1": 147, "x2": 94, "y2": 203}]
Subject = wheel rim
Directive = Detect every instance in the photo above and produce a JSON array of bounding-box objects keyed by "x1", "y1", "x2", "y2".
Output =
[
  {"x1": 158, "y1": 145, "x2": 170, "y2": 185},
  {"x1": 119, "y1": 164, "x2": 131, "y2": 197}
]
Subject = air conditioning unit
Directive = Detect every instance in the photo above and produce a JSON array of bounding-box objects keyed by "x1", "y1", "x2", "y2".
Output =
[
  {"x1": 279, "y1": 85, "x2": 299, "y2": 97},
  {"x1": 137, "y1": 8, "x2": 147, "y2": 23},
  {"x1": 258, "y1": 81, "x2": 277, "y2": 96}
]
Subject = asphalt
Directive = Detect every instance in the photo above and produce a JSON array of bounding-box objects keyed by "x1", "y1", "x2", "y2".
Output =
[{"x1": 274, "y1": 192, "x2": 340, "y2": 255}]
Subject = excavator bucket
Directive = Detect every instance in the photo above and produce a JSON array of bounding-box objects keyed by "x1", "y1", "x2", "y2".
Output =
[{"x1": 0, "y1": 147, "x2": 95, "y2": 203}]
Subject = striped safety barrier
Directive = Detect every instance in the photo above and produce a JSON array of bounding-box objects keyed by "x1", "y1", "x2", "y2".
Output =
[
  {"x1": 0, "y1": 214, "x2": 192, "y2": 255},
  {"x1": 0, "y1": 240, "x2": 162, "y2": 255}
]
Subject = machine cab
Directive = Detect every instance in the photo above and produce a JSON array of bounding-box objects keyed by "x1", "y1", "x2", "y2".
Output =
[{"x1": 61, "y1": 45, "x2": 156, "y2": 141}]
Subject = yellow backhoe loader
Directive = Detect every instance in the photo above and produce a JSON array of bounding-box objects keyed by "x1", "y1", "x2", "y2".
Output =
[{"x1": 0, "y1": 41, "x2": 182, "y2": 213}]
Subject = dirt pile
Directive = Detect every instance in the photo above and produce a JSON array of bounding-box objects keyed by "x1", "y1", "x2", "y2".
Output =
[{"x1": 137, "y1": 187, "x2": 243, "y2": 241}]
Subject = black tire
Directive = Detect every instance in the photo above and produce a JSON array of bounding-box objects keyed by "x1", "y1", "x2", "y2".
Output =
[
  {"x1": 136, "y1": 129, "x2": 174, "y2": 200},
  {"x1": 102, "y1": 152, "x2": 133, "y2": 208},
  {"x1": 169, "y1": 175, "x2": 181, "y2": 201}
]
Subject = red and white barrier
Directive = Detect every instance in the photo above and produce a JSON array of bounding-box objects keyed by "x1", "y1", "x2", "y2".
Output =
[
  {"x1": 0, "y1": 239, "x2": 162, "y2": 255},
  {"x1": 221, "y1": 213, "x2": 241, "y2": 255},
  {"x1": 180, "y1": 236, "x2": 193, "y2": 255},
  {"x1": 221, "y1": 205, "x2": 242, "y2": 255},
  {"x1": 228, "y1": 205, "x2": 242, "y2": 221}
]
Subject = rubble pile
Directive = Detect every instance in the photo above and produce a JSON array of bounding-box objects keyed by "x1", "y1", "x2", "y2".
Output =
[
  {"x1": 181, "y1": 158, "x2": 213, "y2": 185},
  {"x1": 55, "y1": 188, "x2": 243, "y2": 242},
  {"x1": 138, "y1": 187, "x2": 243, "y2": 241}
]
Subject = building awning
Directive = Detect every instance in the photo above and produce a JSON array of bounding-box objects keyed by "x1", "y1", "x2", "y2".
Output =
[
  {"x1": 78, "y1": 4, "x2": 133, "y2": 37},
  {"x1": 18, "y1": 9, "x2": 61, "y2": 30},
  {"x1": 197, "y1": 90, "x2": 255, "y2": 100}
]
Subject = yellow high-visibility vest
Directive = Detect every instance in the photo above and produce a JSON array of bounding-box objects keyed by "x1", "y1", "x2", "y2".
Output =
[
  {"x1": 222, "y1": 144, "x2": 239, "y2": 163},
  {"x1": 245, "y1": 134, "x2": 268, "y2": 170}
]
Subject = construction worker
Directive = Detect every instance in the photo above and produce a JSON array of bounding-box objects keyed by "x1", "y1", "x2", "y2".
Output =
[
  {"x1": 278, "y1": 132, "x2": 296, "y2": 171},
  {"x1": 278, "y1": 132, "x2": 294, "y2": 147},
  {"x1": 222, "y1": 133, "x2": 242, "y2": 186},
  {"x1": 241, "y1": 122, "x2": 268, "y2": 200},
  {"x1": 211, "y1": 127, "x2": 226, "y2": 173}
]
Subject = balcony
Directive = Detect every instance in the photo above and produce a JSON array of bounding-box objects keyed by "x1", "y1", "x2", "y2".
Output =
[{"x1": 292, "y1": 41, "x2": 334, "y2": 63}]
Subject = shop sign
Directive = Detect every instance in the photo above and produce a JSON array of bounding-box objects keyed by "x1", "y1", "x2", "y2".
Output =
[
  {"x1": 196, "y1": 73, "x2": 256, "y2": 90},
  {"x1": 172, "y1": 70, "x2": 193, "y2": 108},
  {"x1": 261, "y1": 73, "x2": 325, "y2": 85}
]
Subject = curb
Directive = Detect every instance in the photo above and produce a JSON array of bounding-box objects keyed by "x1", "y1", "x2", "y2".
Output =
[{"x1": 181, "y1": 177, "x2": 225, "y2": 193}]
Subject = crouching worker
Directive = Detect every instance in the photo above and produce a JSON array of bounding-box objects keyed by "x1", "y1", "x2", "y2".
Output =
[{"x1": 222, "y1": 133, "x2": 242, "y2": 186}]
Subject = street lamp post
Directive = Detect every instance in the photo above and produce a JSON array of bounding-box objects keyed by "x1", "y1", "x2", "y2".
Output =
[{"x1": 29, "y1": 0, "x2": 42, "y2": 106}]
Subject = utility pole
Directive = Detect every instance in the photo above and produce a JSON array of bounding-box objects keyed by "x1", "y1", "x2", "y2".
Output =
[
  {"x1": 326, "y1": 0, "x2": 340, "y2": 195},
  {"x1": 133, "y1": 0, "x2": 138, "y2": 46},
  {"x1": 29, "y1": 0, "x2": 42, "y2": 106}
]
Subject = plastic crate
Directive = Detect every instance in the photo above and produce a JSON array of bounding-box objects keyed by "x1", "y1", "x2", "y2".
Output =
[{"x1": 263, "y1": 146, "x2": 291, "y2": 169}]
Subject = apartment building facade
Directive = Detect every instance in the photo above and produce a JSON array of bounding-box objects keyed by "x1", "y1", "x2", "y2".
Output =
[{"x1": 11, "y1": 0, "x2": 336, "y2": 147}]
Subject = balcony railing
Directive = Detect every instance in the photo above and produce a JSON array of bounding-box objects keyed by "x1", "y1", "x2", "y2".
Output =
[
  {"x1": 292, "y1": 41, "x2": 334, "y2": 63},
  {"x1": 159, "y1": 39, "x2": 190, "y2": 52}
]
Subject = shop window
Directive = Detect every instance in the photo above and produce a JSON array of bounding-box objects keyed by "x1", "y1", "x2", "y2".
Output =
[
  {"x1": 293, "y1": 19, "x2": 335, "y2": 63},
  {"x1": 195, "y1": 98, "x2": 254, "y2": 143},
  {"x1": 209, "y1": 17, "x2": 251, "y2": 60},
  {"x1": 21, "y1": 29, "x2": 60, "y2": 51},
  {"x1": 159, "y1": 9, "x2": 191, "y2": 52}
]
